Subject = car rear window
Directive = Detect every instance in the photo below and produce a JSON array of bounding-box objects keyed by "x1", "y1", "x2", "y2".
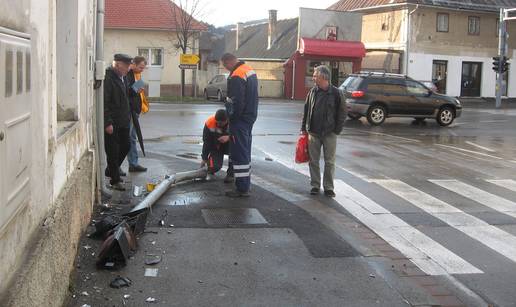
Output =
[{"x1": 340, "y1": 76, "x2": 363, "y2": 91}]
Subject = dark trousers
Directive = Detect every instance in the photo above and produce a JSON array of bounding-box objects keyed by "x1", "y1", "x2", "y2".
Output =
[
  {"x1": 207, "y1": 142, "x2": 233, "y2": 175},
  {"x1": 230, "y1": 120, "x2": 253, "y2": 192},
  {"x1": 104, "y1": 127, "x2": 130, "y2": 184}
]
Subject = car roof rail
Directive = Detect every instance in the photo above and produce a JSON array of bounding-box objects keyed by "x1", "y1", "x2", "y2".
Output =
[{"x1": 358, "y1": 71, "x2": 411, "y2": 79}]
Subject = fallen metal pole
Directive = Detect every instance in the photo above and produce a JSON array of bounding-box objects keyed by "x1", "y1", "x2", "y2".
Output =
[{"x1": 130, "y1": 168, "x2": 208, "y2": 213}]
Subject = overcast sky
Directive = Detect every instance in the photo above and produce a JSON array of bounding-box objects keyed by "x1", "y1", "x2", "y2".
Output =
[{"x1": 200, "y1": 0, "x2": 339, "y2": 27}]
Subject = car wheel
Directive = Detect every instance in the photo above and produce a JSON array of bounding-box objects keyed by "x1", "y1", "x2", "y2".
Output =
[
  {"x1": 367, "y1": 105, "x2": 386, "y2": 126},
  {"x1": 217, "y1": 90, "x2": 223, "y2": 102},
  {"x1": 348, "y1": 113, "x2": 362, "y2": 120},
  {"x1": 436, "y1": 107, "x2": 455, "y2": 126},
  {"x1": 204, "y1": 90, "x2": 209, "y2": 100}
]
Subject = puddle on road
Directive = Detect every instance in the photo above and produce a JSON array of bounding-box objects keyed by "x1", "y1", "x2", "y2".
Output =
[
  {"x1": 182, "y1": 139, "x2": 202, "y2": 144},
  {"x1": 166, "y1": 192, "x2": 207, "y2": 206},
  {"x1": 351, "y1": 151, "x2": 381, "y2": 158},
  {"x1": 177, "y1": 153, "x2": 199, "y2": 160},
  {"x1": 278, "y1": 141, "x2": 296, "y2": 145}
]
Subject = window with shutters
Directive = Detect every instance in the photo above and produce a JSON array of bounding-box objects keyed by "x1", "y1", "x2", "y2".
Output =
[
  {"x1": 436, "y1": 13, "x2": 449, "y2": 32},
  {"x1": 468, "y1": 16, "x2": 480, "y2": 35}
]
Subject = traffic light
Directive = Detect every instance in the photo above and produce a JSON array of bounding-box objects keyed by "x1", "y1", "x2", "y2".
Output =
[
  {"x1": 501, "y1": 56, "x2": 510, "y2": 73},
  {"x1": 493, "y1": 56, "x2": 500, "y2": 72}
]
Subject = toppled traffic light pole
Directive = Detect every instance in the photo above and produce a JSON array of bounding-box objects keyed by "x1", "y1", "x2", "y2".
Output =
[
  {"x1": 96, "y1": 167, "x2": 208, "y2": 268},
  {"x1": 130, "y1": 167, "x2": 208, "y2": 214}
]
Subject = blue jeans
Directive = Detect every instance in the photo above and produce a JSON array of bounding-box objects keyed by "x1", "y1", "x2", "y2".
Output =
[{"x1": 128, "y1": 113, "x2": 139, "y2": 167}]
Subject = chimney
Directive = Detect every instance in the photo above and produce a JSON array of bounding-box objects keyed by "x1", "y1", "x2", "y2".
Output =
[
  {"x1": 236, "y1": 22, "x2": 243, "y2": 50},
  {"x1": 268, "y1": 10, "x2": 277, "y2": 50}
]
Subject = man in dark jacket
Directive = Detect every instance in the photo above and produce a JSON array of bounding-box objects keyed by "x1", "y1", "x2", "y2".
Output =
[
  {"x1": 221, "y1": 53, "x2": 259, "y2": 198},
  {"x1": 126, "y1": 56, "x2": 147, "y2": 172},
  {"x1": 200, "y1": 109, "x2": 234, "y2": 182},
  {"x1": 301, "y1": 65, "x2": 346, "y2": 198},
  {"x1": 104, "y1": 53, "x2": 132, "y2": 190}
]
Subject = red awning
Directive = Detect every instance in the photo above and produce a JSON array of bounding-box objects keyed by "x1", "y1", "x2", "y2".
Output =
[{"x1": 299, "y1": 38, "x2": 366, "y2": 58}]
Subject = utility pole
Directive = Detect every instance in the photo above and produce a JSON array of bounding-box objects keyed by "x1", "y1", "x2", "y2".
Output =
[{"x1": 496, "y1": 8, "x2": 506, "y2": 109}]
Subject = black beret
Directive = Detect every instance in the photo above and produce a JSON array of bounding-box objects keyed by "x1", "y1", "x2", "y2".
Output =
[{"x1": 114, "y1": 53, "x2": 133, "y2": 64}]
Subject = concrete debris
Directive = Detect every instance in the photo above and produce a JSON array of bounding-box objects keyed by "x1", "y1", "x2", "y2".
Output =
[
  {"x1": 124, "y1": 294, "x2": 131, "y2": 299},
  {"x1": 145, "y1": 268, "x2": 159, "y2": 277},
  {"x1": 146, "y1": 297, "x2": 157, "y2": 303},
  {"x1": 110, "y1": 276, "x2": 132, "y2": 288},
  {"x1": 133, "y1": 185, "x2": 143, "y2": 197},
  {"x1": 250, "y1": 241, "x2": 256, "y2": 244},
  {"x1": 81, "y1": 291, "x2": 89, "y2": 296},
  {"x1": 145, "y1": 254, "x2": 162, "y2": 265}
]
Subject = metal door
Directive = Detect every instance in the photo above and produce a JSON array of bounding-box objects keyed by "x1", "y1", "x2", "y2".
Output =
[
  {"x1": 0, "y1": 31, "x2": 31, "y2": 230},
  {"x1": 461, "y1": 62, "x2": 482, "y2": 97}
]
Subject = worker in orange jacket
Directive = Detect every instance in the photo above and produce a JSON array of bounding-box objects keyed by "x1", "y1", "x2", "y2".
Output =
[{"x1": 201, "y1": 109, "x2": 234, "y2": 182}]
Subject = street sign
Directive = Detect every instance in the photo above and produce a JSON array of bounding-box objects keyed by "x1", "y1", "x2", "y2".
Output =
[
  {"x1": 179, "y1": 64, "x2": 197, "y2": 70},
  {"x1": 180, "y1": 54, "x2": 200, "y2": 65}
]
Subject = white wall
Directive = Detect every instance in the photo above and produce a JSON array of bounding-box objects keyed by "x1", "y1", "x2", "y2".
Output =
[
  {"x1": 407, "y1": 52, "x2": 514, "y2": 98},
  {"x1": 0, "y1": 0, "x2": 96, "y2": 297}
]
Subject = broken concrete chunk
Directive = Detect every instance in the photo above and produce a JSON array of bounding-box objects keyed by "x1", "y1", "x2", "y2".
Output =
[
  {"x1": 110, "y1": 276, "x2": 132, "y2": 289},
  {"x1": 145, "y1": 254, "x2": 162, "y2": 265}
]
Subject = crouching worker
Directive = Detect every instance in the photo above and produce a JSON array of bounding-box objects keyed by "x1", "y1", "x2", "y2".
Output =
[{"x1": 201, "y1": 109, "x2": 234, "y2": 183}]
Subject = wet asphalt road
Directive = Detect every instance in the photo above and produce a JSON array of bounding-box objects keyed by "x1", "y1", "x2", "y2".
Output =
[{"x1": 140, "y1": 100, "x2": 516, "y2": 306}]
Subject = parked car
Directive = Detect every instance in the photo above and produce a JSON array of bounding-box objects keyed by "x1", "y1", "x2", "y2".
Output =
[
  {"x1": 204, "y1": 74, "x2": 228, "y2": 101},
  {"x1": 340, "y1": 72, "x2": 462, "y2": 126}
]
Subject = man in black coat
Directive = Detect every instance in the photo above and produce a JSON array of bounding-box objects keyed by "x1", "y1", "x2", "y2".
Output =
[{"x1": 104, "y1": 53, "x2": 132, "y2": 190}]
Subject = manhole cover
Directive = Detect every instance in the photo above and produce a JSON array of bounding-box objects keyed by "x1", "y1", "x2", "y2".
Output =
[{"x1": 201, "y1": 208, "x2": 268, "y2": 225}]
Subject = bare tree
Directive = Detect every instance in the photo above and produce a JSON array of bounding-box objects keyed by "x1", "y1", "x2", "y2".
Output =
[{"x1": 168, "y1": 0, "x2": 206, "y2": 97}]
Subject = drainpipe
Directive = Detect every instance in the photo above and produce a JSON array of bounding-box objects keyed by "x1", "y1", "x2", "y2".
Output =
[
  {"x1": 291, "y1": 60, "x2": 296, "y2": 99},
  {"x1": 94, "y1": 0, "x2": 109, "y2": 199},
  {"x1": 404, "y1": 5, "x2": 418, "y2": 75}
]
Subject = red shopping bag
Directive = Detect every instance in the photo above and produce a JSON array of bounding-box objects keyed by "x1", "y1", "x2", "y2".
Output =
[{"x1": 295, "y1": 133, "x2": 310, "y2": 163}]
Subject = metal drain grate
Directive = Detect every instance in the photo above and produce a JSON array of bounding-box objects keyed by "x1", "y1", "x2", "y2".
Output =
[{"x1": 201, "y1": 208, "x2": 268, "y2": 225}]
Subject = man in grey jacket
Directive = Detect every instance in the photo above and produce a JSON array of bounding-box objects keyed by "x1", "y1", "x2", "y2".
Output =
[{"x1": 301, "y1": 65, "x2": 346, "y2": 197}]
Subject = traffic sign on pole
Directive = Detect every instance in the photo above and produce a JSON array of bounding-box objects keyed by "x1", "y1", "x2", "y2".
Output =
[
  {"x1": 180, "y1": 54, "x2": 200, "y2": 65},
  {"x1": 179, "y1": 64, "x2": 198, "y2": 70}
]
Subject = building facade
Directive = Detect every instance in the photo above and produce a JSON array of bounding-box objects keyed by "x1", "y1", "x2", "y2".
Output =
[
  {"x1": 104, "y1": 0, "x2": 206, "y2": 97},
  {"x1": 330, "y1": 0, "x2": 516, "y2": 97},
  {"x1": 0, "y1": 0, "x2": 97, "y2": 306}
]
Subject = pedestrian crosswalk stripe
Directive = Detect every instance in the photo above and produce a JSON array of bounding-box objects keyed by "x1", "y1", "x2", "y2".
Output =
[
  {"x1": 430, "y1": 180, "x2": 516, "y2": 219},
  {"x1": 373, "y1": 180, "x2": 516, "y2": 264},
  {"x1": 254, "y1": 146, "x2": 482, "y2": 275},
  {"x1": 334, "y1": 179, "x2": 482, "y2": 275},
  {"x1": 486, "y1": 179, "x2": 516, "y2": 193}
]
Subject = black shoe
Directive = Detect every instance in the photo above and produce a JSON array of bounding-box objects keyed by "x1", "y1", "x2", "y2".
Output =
[
  {"x1": 310, "y1": 188, "x2": 320, "y2": 195},
  {"x1": 104, "y1": 168, "x2": 123, "y2": 182},
  {"x1": 109, "y1": 182, "x2": 126, "y2": 191},
  {"x1": 324, "y1": 190, "x2": 336, "y2": 198},
  {"x1": 224, "y1": 174, "x2": 235, "y2": 184},
  {"x1": 225, "y1": 190, "x2": 250, "y2": 198},
  {"x1": 129, "y1": 165, "x2": 147, "y2": 172},
  {"x1": 119, "y1": 168, "x2": 127, "y2": 176}
]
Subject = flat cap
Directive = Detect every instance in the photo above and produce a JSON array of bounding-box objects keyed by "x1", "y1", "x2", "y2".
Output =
[{"x1": 113, "y1": 53, "x2": 133, "y2": 64}]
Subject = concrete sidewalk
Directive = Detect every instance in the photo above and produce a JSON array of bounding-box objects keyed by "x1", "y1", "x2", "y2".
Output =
[{"x1": 67, "y1": 154, "x2": 448, "y2": 307}]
